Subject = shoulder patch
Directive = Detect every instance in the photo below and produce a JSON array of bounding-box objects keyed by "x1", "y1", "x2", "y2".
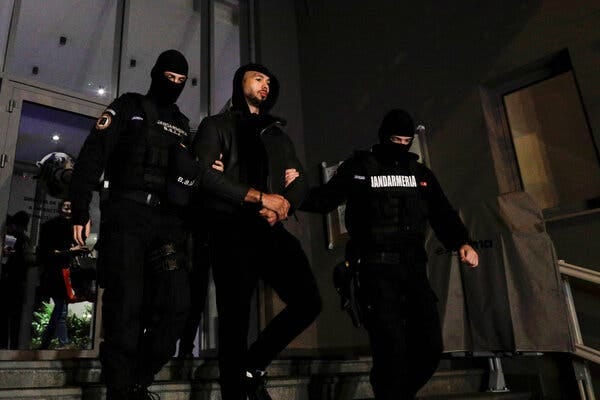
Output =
[{"x1": 95, "y1": 112, "x2": 112, "y2": 130}]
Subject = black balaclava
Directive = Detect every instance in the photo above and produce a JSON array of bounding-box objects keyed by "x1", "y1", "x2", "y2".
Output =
[
  {"x1": 231, "y1": 63, "x2": 280, "y2": 115},
  {"x1": 147, "y1": 49, "x2": 189, "y2": 105},
  {"x1": 377, "y1": 109, "x2": 415, "y2": 158}
]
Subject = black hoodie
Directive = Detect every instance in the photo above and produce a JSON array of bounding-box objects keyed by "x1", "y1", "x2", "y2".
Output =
[
  {"x1": 192, "y1": 63, "x2": 307, "y2": 218},
  {"x1": 231, "y1": 63, "x2": 280, "y2": 115}
]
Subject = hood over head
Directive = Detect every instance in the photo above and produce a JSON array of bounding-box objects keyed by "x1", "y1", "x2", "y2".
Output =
[{"x1": 231, "y1": 63, "x2": 279, "y2": 114}]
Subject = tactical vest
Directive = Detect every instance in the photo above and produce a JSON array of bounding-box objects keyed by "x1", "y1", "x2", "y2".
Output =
[
  {"x1": 347, "y1": 152, "x2": 429, "y2": 254},
  {"x1": 106, "y1": 96, "x2": 185, "y2": 194}
]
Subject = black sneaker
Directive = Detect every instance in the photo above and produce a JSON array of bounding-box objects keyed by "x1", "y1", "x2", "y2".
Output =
[
  {"x1": 131, "y1": 385, "x2": 160, "y2": 400},
  {"x1": 243, "y1": 369, "x2": 272, "y2": 400}
]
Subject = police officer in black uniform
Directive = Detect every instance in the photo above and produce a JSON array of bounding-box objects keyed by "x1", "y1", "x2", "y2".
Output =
[
  {"x1": 70, "y1": 50, "x2": 194, "y2": 400},
  {"x1": 301, "y1": 109, "x2": 479, "y2": 400}
]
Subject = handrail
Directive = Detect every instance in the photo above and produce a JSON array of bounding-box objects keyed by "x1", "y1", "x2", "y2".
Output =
[
  {"x1": 558, "y1": 259, "x2": 598, "y2": 400},
  {"x1": 558, "y1": 260, "x2": 600, "y2": 285},
  {"x1": 574, "y1": 344, "x2": 600, "y2": 365}
]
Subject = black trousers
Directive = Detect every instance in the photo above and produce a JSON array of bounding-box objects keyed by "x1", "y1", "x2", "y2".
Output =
[
  {"x1": 178, "y1": 230, "x2": 210, "y2": 355},
  {"x1": 209, "y1": 215, "x2": 321, "y2": 400},
  {"x1": 360, "y1": 262, "x2": 443, "y2": 400},
  {"x1": 97, "y1": 199, "x2": 190, "y2": 393}
]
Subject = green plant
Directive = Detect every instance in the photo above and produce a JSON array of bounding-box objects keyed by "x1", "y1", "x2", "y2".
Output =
[
  {"x1": 30, "y1": 301, "x2": 93, "y2": 349},
  {"x1": 67, "y1": 304, "x2": 93, "y2": 349},
  {"x1": 31, "y1": 301, "x2": 53, "y2": 348}
]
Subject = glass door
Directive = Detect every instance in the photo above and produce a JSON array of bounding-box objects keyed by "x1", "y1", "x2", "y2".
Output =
[{"x1": 0, "y1": 83, "x2": 105, "y2": 358}]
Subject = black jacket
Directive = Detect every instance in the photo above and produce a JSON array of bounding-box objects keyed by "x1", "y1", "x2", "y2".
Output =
[
  {"x1": 192, "y1": 63, "x2": 307, "y2": 217},
  {"x1": 301, "y1": 146, "x2": 470, "y2": 253},
  {"x1": 192, "y1": 110, "x2": 307, "y2": 215},
  {"x1": 70, "y1": 93, "x2": 190, "y2": 225},
  {"x1": 38, "y1": 216, "x2": 72, "y2": 298}
]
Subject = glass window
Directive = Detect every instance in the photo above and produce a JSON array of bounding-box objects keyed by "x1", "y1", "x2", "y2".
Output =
[
  {"x1": 212, "y1": 0, "x2": 240, "y2": 113},
  {"x1": 1, "y1": 101, "x2": 99, "y2": 350},
  {"x1": 120, "y1": 0, "x2": 202, "y2": 128},
  {"x1": 4, "y1": 0, "x2": 119, "y2": 100},
  {"x1": 0, "y1": 1, "x2": 15, "y2": 71},
  {"x1": 504, "y1": 71, "x2": 600, "y2": 210}
]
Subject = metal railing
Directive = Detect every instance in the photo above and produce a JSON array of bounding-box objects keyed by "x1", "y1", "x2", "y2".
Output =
[{"x1": 558, "y1": 260, "x2": 600, "y2": 400}]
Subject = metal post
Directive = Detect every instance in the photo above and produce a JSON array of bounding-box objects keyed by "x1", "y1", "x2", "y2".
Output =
[{"x1": 487, "y1": 356, "x2": 509, "y2": 392}]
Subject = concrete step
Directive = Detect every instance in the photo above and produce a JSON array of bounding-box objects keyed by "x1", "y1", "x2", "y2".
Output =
[
  {"x1": 0, "y1": 360, "x2": 101, "y2": 389},
  {"x1": 418, "y1": 392, "x2": 532, "y2": 399},
  {"x1": 82, "y1": 378, "x2": 312, "y2": 400},
  {"x1": 0, "y1": 359, "x2": 494, "y2": 399},
  {"x1": 0, "y1": 387, "x2": 81, "y2": 399},
  {"x1": 357, "y1": 392, "x2": 531, "y2": 400},
  {"x1": 329, "y1": 368, "x2": 486, "y2": 400}
]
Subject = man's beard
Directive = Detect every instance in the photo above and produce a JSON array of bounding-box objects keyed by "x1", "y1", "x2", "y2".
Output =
[{"x1": 247, "y1": 94, "x2": 264, "y2": 109}]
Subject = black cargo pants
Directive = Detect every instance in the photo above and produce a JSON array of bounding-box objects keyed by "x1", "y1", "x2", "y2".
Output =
[
  {"x1": 359, "y1": 260, "x2": 443, "y2": 400},
  {"x1": 97, "y1": 198, "x2": 190, "y2": 393}
]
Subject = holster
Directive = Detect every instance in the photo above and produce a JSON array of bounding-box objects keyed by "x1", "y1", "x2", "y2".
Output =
[{"x1": 333, "y1": 258, "x2": 363, "y2": 328}]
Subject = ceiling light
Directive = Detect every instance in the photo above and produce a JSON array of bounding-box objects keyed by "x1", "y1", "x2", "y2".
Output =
[
  {"x1": 52, "y1": 134, "x2": 60, "y2": 142},
  {"x1": 97, "y1": 87, "x2": 106, "y2": 96}
]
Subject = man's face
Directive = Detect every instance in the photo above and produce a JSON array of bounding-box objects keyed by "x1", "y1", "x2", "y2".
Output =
[
  {"x1": 164, "y1": 70, "x2": 187, "y2": 84},
  {"x1": 389, "y1": 135, "x2": 413, "y2": 145},
  {"x1": 242, "y1": 71, "x2": 270, "y2": 108},
  {"x1": 60, "y1": 201, "x2": 72, "y2": 218}
]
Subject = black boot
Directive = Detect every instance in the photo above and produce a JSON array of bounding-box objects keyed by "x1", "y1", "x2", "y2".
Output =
[
  {"x1": 131, "y1": 385, "x2": 160, "y2": 400},
  {"x1": 243, "y1": 369, "x2": 272, "y2": 400}
]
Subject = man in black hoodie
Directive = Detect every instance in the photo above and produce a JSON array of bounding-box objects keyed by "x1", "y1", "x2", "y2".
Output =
[
  {"x1": 70, "y1": 49, "x2": 194, "y2": 400},
  {"x1": 192, "y1": 63, "x2": 322, "y2": 400},
  {"x1": 300, "y1": 109, "x2": 479, "y2": 400}
]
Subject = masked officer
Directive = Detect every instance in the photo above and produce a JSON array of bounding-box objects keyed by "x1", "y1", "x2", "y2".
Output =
[
  {"x1": 300, "y1": 109, "x2": 479, "y2": 400},
  {"x1": 70, "y1": 50, "x2": 196, "y2": 400}
]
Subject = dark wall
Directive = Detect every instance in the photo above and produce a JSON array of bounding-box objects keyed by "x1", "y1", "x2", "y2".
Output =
[{"x1": 255, "y1": 0, "x2": 600, "y2": 352}]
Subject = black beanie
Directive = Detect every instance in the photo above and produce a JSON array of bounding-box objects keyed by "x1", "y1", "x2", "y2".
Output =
[
  {"x1": 151, "y1": 49, "x2": 188, "y2": 79},
  {"x1": 378, "y1": 109, "x2": 415, "y2": 143}
]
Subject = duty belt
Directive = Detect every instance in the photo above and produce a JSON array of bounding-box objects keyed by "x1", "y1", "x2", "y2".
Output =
[
  {"x1": 362, "y1": 252, "x2": 402, "y2": 265},
  {"x1": 113, "y1": 190, "x2": 163, "y2": 207}
]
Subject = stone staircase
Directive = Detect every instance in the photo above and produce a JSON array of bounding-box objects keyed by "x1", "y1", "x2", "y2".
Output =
[{"x1": 0, "y1": 358, "x2": 533, "y2": 399}]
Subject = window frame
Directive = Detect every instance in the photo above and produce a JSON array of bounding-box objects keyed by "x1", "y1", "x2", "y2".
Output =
[{"x1": 480, "y1": 49, "x2": 600, "y2": 221}]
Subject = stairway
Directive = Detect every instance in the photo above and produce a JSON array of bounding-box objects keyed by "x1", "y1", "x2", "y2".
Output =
[{"x1": 0, "y1": 358, "x2": 533, "y2": 399}]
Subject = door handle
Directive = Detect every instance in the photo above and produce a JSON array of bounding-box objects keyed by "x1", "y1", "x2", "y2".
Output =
[{"x1": 0, "y1": 154, "x2": 7, "y2": 168}]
